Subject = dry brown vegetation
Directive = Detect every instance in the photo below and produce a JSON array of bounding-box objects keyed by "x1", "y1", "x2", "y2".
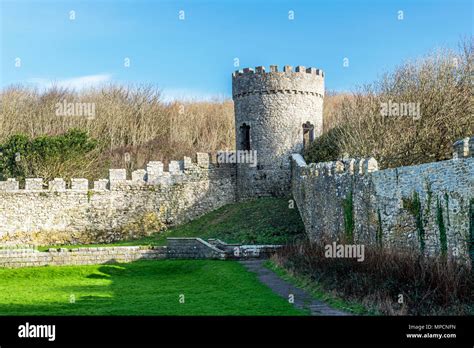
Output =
[
  {"x1": 1, "y1": 39, "x2": 472, "y2": 180},
  {"x1": 272, "y1": 238, "x2": 474, "y2": 315},
  {"x1": 306, "y1": 38, "x2": 474, "y2": 168},
  {"x1": 0, "y1": 85, "x2": 234, "y2": 180},
  {"x1": 0, "y1": 85, "x2": 342, "y2": 181}
]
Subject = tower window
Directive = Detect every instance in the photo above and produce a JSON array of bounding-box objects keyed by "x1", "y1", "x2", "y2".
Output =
[
  {"x1": 303, "y1": 121, "x2": 314, "y2": 149},
  {"x1": 240, "y1": 123, "x2": 251, "y2": 150}
]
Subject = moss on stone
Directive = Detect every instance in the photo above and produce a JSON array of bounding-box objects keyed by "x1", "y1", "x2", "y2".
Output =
[
  {"x1": 444, "y1": 192, "x2": 450, "y2": 226},
  {"x1": 425, "y1": 180, "x2": 433, "y2": 216},
  {"x1": 376, "y1": 208, "x2": 383, "y2": 247},
  {"x1": 469, "y1": 198, "x2": 474, "y2": 265},
  {"x1": 86, "y1": 190, "x2": 94, "y2": 203},
  {"x1": 402, "y1": 191, "x2": 425, "y2": 253},
  {"x1": 342, "y1": 190, "x2": 354, "y2": 243},
  {"x1": 121, "y1": 212, "x2": 167, "y2": 238},
  {"x1": 436, "y1": 197, "x2": 447, "y2": 256}
]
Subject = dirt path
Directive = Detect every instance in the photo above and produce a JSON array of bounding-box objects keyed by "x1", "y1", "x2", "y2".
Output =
[{"x1": 240, "y1": 260, "x2": 351, "y2": 316}]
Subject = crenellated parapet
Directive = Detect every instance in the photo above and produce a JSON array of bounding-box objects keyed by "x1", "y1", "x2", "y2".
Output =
[
  {"x1": 453, "y1": 136, "x2": 474, "y2": 159},
  {"x1": 232, "y1": 65, "x2": 324, "y2": 99},
  {"x1": 0, "y1": 152, "x2": 234, "y2": 193},
  {"x1": 233, "y1": 64, "x2": 325, "y2": 199},
  {"x1": 0, "y1": 152, "x2": 237, "y2": 244},
  {"x1": 0, "y1": 178, "x2": 19, "y2": 191},
  {"x1": 295, "y1": 156, "x2": 379, "y2": 178},
  {"x1": 291, "y1": 136, "x2": 474, "y2": 261}
]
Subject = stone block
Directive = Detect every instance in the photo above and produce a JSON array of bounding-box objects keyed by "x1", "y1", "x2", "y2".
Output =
[
  {"x1": 146, "y1": 161, "x2": 164, "y2": 183},
  {"x1": 453, "y1": 137, "x2": 471, "y2": 158},
  {"x1": 196, "y1": 153, "x2": 210, "y2": 168},
  {"x1": 0, "y1": 178, "x2": 19, "y2": 191},
  {"x1": 109, "y1": 169, "x2": 127, "y2": 182},
  {"x1": 183, "y1": 156, "x2": 193, "y2": 170},
  {"x1": 169, "y1": 160, "x2": 183, "y2": 175},
  {"x1": 334, "y1": 161, "x2": 344, "y2": 174},
  {"x1": 365, "y1": 157, "x2": 379, "y2": 173}
]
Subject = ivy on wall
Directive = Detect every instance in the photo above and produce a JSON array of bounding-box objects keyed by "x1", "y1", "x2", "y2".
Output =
[
  {"x1": 469, "y1": 198, "x2": 474, "y2": 265},
  {"x1": 342, "y1": 190, "x2": 354, "y2": 243},
  {"x1": 402, "y1": 191, "x2": 425, "y2": 253},
  {"x1": 376, "y1": 208, "x2": 383, "y2": 247},
  {"x1": 436, "y1": 197, "x2": 447, "y2": 256}
]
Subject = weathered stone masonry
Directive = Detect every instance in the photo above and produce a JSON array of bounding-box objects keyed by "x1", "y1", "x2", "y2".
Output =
[
  {"x1": 0, "y1": 64, "x2": 326, "y2": 245},
  {"x1": 0, "y1": 238, "x2": 282, "y2": 268},
  {"x1": 0, "y1": 64, "x2": 472, "y2": 265},
  {"x1": 233, "y1": 65, "x2": 324, "y2": 199},
  {"x1": 291, "y1": 137, "x2": 474, "y2": 260},
  {"x1": 0, "y1": 153, "x2": 236, "y2": 245}
]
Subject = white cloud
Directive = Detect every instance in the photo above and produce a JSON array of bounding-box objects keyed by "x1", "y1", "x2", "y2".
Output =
[
  {"x1": 160, "y1": 88, "x2": 230, "y2": 103},
  {"x1": 28, "y1": 74, "x2": 112, "y2": 90},
  {"x1": 23, "y1": 77, "x2": 231, "y2": 102}
]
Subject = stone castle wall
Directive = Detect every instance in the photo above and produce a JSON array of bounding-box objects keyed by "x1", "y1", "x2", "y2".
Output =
[
  {"x1": 0, "y1": 238, "x2": 282, "y2": 268},
  {"x1": 291, "y1": 137, "x2": 474, "y2": 260},
  {"x1": 232, "y1": 65, "x2": 324, "y2": 199},
  {"x1": 1, "y1": 64, "x2": 472, "y2": 264},
  {"x1": 0, "y1": 153, "x2": 236, "y2": 245},
  {"x1": 0, "y1": 246, "x2": 167, "y2": 268}
]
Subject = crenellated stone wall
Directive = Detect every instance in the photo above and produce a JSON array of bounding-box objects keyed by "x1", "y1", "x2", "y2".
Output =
[
  {"x1": 0, "y1": 153, "x2": 236, "y2": 245},
  {"x1": 291, "y1": 137, "x2": 474, "y2": 260},
  {"x1": 0, "y1": 63, "x2": 472, "y2": 266}
]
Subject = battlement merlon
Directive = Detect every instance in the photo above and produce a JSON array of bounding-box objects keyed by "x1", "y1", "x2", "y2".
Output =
[
  {"x1": 232, "y1": 65, "x2": 325, "y2": 99},
  {"x1": 0, "y1": 152, "x2": 234, "y2": 193},
  {"x1": 453, "y1": 136, "x2": 474, "y2": 159},
  {"x1": 232, "y1": 65, "x2": 324, "y2": 77},
  {"x1": 292, "y1": 155, "x2": 379, "y2": 178}
]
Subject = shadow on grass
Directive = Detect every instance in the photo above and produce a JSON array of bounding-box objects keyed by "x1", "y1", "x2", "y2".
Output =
[{"x1": 0, "y1": 260, "x2": 306, "y2": 316}]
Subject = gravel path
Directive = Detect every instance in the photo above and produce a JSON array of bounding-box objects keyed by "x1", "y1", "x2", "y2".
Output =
[{"x1": 240, "y1": 260, "x2": 351, "y2": 316}]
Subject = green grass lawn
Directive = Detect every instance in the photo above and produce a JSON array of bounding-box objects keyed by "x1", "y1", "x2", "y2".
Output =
[
  {"x1": 39, "y1": 197, "x2": 305, "y2": 251},
  {"x1": 0, "y1": 260, "x2": 307, "y2": 316}
]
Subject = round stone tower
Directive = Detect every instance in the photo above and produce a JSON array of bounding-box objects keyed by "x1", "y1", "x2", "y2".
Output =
[{"x1": 232, "y1": 65, "x2": 324, "y2": 199}]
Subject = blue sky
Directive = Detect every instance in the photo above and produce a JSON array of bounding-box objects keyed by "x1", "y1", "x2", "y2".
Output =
[{"x1": 0, "y1": 0, "x2": 472, "y2": 100}]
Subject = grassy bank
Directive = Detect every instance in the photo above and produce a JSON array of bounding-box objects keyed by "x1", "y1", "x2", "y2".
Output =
[{"x1": 38, "y1": 197, "x2": 305, "y2": 251}]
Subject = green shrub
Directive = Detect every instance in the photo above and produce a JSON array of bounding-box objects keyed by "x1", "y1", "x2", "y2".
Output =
[
  {"x1": 304, "y1": 126, "x2": 344, "y2": 163},
  {"x1": 0, "y1": 129, "x2": 100, "y2": 183}
]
